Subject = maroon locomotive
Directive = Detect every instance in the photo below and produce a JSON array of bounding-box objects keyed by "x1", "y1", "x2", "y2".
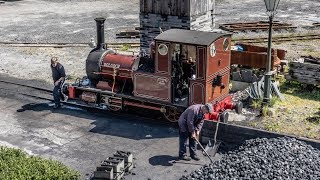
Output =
[{"x1": 64, "y1": 18, "x2": 242, "y2": 122}]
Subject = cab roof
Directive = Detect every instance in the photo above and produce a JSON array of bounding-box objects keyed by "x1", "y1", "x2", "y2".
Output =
[{"x1": 154, "y1": 29, "x2": 231, "y2": 46}]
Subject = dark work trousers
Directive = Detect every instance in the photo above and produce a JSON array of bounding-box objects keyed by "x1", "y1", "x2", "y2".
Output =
[
  {"x1": 179, "y1": 130, "x2": 197, "y2": 157},
  {"x1": 53, "y1": 82, "x2": 62, "y2": 106}
]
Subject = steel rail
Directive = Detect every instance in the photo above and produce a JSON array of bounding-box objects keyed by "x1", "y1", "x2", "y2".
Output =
[
  {"x1": 1, "y1": 79, "x2": 319, "y2": 150},
  {"x1": 0, "y1": 34, "x2": 319, "y2": 47},
  {"x1": 0, "y1": 79, "x2": 176, "y2": 126},
  {"x1": 234, "y1": 34, "x2": 320, "y2": 43},
  {"x1": 0, "y1": 80, "x2": 52, "y2": 93}
]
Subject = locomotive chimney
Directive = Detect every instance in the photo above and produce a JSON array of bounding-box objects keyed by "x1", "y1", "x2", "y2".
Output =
[{"x1": 95, "y1": 17, "x2": 106, "y2": 50}]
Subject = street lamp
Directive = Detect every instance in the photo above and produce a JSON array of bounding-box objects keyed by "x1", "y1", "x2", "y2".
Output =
[{"x1": 262, "y1": 0, "x2": 280, "y2": 105}]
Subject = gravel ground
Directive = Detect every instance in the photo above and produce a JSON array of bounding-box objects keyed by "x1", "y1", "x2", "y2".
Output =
[
  {"x1": 0, "y1": 0, "x2": 319, "y2": 83},
  {"x1": 0, "y1": 0, "x2": 139, "y2": 43},
  {"x1": 216, "y1": 0, "x2": 320, "y2": 27}
]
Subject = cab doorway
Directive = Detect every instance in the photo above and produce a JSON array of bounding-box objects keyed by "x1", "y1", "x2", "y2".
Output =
[{"x1": 170, "y1": 43, "x2": 197, "y2": 106}]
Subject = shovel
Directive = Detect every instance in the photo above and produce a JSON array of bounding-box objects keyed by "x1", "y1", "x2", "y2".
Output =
[
  {"x1": 202, "y1": 119, "x2": 222, "y2": 158},
  {"x1": 205, "y1": 121, "x2": 222, "y2": 157},
  {"x1": 193, "y1": 137, "x2": 214, "y2": 164}
]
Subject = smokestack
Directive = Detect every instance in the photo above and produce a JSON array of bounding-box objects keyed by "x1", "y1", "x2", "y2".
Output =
[{"x1": 94, "y1": 17, "x2": 106, "y2": 50}]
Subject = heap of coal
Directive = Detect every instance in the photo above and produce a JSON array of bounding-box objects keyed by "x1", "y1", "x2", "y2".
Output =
[{"x1": 181, "y1": 137, "x2": 320, "y2": 180}]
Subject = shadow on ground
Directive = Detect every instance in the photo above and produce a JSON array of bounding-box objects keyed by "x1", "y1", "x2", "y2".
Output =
[
  {"x1": 16, "y1": 102, "x2": 178, "y2": 140},
  {"x1": 148, "y1": 155, "x2": 176, "y2": 166}
]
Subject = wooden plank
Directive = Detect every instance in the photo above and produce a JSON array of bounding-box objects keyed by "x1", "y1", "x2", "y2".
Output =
[
  {"x1": 177, "y1": 0, "x2": 181, "y2": 17},
  {"x1": 147, "y1": 0, "x2": 153, "y2": 13},
  {"x1": 140, "y1": 0, "x2": 145, "y2": 13},
  {"x1": 163, "y1": 0, "x2": 169, "y2": 15},
  {"x1": 172, "y1": 0, "x2": 177, "y2": 16},
  {"x1": 290, "y1": 61, "x2": 320, "y2": 70},
  {"x1": 184, "y1": 0, "x2": 190, "y2": 17},
  {"x1": 286, "y1": 75, "x2": 320, "y2": 85},
  {"x1": 290, "y1": 69, "x2": 320, "y2": 77}
]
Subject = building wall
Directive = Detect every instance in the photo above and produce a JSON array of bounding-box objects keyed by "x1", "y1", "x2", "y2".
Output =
[{"x1": 140, "y1": 0, "x2": 215, "y2": 55}]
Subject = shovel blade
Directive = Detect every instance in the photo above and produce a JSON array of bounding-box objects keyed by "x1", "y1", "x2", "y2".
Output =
[{"x1": 203, "y1": 140, "x2": 222, "y2": 157}]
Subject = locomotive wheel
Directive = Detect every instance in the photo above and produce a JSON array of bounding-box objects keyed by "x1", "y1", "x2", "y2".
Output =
[{"x1": 163, "y1": 106, "x2": 181, "y2": 123}]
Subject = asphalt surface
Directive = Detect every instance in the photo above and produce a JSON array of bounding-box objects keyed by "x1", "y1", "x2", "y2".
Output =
[{"x1": 0, "y1": 75, "x2": 215, "y2": 180}]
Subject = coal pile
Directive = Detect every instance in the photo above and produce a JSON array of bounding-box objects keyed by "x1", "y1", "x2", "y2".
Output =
[{"x1": 181, "y1": 137, "x2": 320, "y2": 180}]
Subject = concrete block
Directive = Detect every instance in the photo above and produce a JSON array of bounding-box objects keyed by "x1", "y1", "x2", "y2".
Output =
[
  {"x1": 94, "y1": 166, "x2": 113, "y2": 179},
  {"x1": 114, "y1": 151, "x2": 133, "y2": 164},
  {"x1": 101, "y1": 159, "x2": 124, "y2": 173},
  {"x1": 252, "y1": 74, "x2": 258, "y2": 82},
  {"x1": 241, "y1": 70, "x2": 253, "y2": 83},
  {"x1": 232, "y1": 71, "x2": 242, "y2": 81},
  {"x1": 231, "y1": 80, "x2": 251, "y2": 92}
]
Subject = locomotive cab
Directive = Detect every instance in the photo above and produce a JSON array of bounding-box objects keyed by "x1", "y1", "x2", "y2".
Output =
[{"x1": 152, "y1": 29, "x2": 232, "y2": 107}]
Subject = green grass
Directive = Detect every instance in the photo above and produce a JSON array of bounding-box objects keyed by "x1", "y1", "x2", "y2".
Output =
[
  {"x1": 262, "y1": 79, "x2": 320, "y2": 139},
  {"x1": 244, "y1": 77, "x2": 320, "y2": 140},
  {"x1": 279, "y1": 80, "x2": 320, "y2": 101},
  {"x1": 0, "y1": 146, "x2": 80, "y2": 180},
  {"x1": 250, "y1": 99, "x2": 262, "y2": 110},
  {"x1": 120, "y1": 44, "x2": 131, "y2": 51}
]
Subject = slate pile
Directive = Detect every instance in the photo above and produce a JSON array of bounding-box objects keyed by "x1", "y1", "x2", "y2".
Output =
[{"x1": 181, "y1": 137, "x2": 320, "y2": 180}]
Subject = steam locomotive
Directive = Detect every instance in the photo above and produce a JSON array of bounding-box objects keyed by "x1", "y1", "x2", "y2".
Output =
[{"x1": 63, "y1": 18, "x2": 243, "y2": 122}]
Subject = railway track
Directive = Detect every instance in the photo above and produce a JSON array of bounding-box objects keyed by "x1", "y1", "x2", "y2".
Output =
[
  {"x1": 0, "y1": 42, "x2": 140, "y2": 48},
  {"x1": 0, "y1": 33, "x2": 319, "y2": 48},
  {"x1": 235, "y1": 34, "x2": 320, "y2": 44},
  {"x1": 0, "y1": 78, "x2": 319, "y2": 151},
  {"x1": 0, "y1": 79, "x2": 174, "y2": 126}
]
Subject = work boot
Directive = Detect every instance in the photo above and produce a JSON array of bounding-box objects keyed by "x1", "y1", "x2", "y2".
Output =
[
  {"x1": 61, "y1": 94, "x2": 68, "y2": 102},
  {"x1": 179, "y1": 155, "x2": 191, "y2": 161},
  {"x1": 191, "y1": 155, "x2": 200, "y2": 161},
  {"x1": 53, "y1": 104, "x2": 61, "y2": 109}
]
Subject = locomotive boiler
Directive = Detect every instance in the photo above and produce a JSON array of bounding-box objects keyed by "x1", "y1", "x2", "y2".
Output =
[{"x1": 64, "y1": 18, "x2": 242, "y2": 122}]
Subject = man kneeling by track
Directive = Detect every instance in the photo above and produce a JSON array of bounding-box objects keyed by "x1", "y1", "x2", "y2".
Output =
[{"x1": 178, "y1": 103, "x2": 213, "y2": 161}]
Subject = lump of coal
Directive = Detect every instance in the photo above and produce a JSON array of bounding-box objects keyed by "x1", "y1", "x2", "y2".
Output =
[{"x1": 181, "y1": 137, "x2": 320, "y2": 180}]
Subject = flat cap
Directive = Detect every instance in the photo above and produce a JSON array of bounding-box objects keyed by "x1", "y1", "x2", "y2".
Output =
[{"x1": 204, "y1": 103, "x2": 213, "y2": 114}]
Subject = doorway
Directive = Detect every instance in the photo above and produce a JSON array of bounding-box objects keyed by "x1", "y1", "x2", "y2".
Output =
[{"x1": 170, "y1": 43, "x2": 197, "y2": 106}]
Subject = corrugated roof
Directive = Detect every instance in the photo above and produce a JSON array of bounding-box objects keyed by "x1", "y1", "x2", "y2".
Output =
[{"x1": 154, "y1": 29, "x2": 230, "y2": 46}]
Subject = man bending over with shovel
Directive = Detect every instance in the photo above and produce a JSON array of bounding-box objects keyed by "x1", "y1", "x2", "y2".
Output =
[{"x1": 178, "y1": 103, "x2": 213, "y2": 161}]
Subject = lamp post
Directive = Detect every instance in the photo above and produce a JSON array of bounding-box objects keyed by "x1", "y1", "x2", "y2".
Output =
[{"x1": 263, "y1": 0, "x2": 280, "y2": 105}]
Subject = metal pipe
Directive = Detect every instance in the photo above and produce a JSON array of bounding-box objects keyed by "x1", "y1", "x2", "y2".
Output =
[
  {"x1": 263, "y1": 15, "x2": 273, "y2": 105},
  {"x1": 94, "y1": 17, "x2": 106, "y2": 50}
]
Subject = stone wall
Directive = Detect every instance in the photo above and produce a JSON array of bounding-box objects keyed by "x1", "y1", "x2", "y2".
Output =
[
  {"x1": 140, "y1": 0, "x2": 214, "y2": 55},
  {"x1": 139, "y1": 14, "x2": 190, "y2": 55},
  {"x1": 191, "y1": 12, "x2": 213, "y2": 31}
]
